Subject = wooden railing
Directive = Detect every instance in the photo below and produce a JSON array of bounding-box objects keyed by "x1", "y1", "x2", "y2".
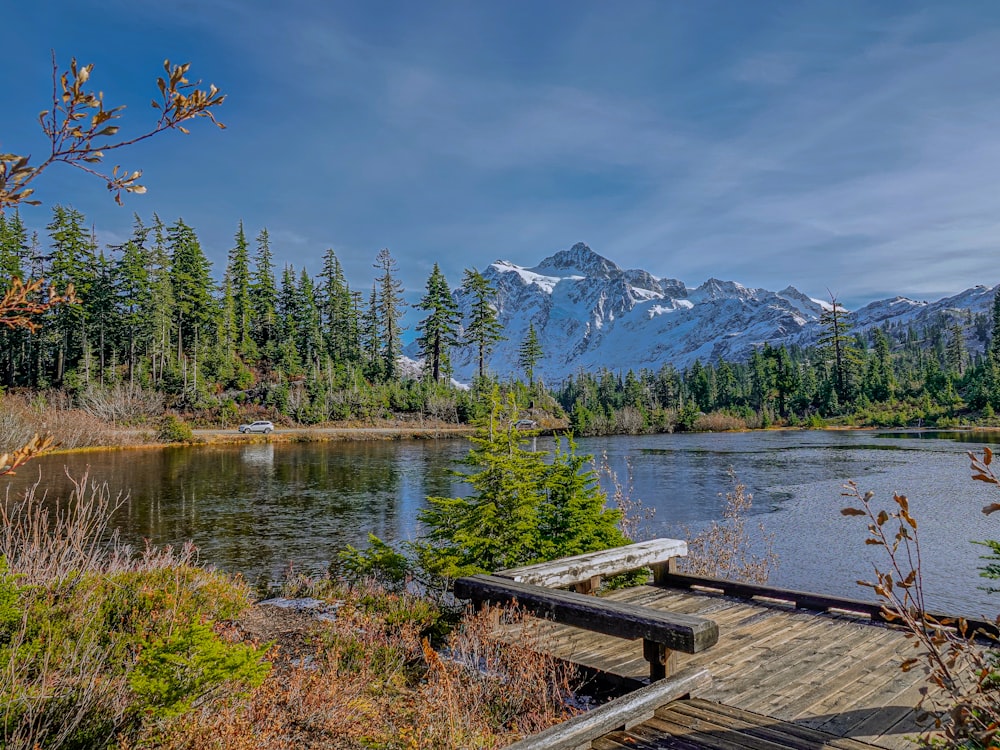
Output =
[
  {"x1": 503, "y1": 667, "x2": 711, "y2": 750},
  {"x1": 659, "y1": 570, "x2": 1000, "y2": 639}
]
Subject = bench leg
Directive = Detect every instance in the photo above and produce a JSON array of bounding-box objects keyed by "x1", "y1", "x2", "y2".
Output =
[
  {"x1": 574, "y1": 575, "x2": 602, "y2": 595},
  {"x1": 650, "y1": 556, "x2": 679, "y2": 586},
  {"x1": 643, "y1": 639, "x2": 676, "y2": 681}
]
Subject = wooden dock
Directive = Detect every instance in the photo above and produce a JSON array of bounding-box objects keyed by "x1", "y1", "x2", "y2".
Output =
[{"x1": 505, "y1": 584, "x2": 928, "y2": 749}]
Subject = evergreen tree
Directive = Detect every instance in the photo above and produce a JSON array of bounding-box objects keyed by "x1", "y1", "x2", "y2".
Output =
[
  {"x1": 416, "y1": 263, "x2": 461, "y2": 382},
  {"x1": 114, "y1": 216, "x2": 153, "y2": 384},
  {"x1": 946, "y1": 322, "x2": 966, "y2": 376},
  {"x1": 361, "y1": 283, "x2": 382, "y2": 379},
  {"x1": 517, "y1": 323, "x2": 543, "y2": 386},
  {"x1": 146, "y1": 215, "x2": 175, "y2": 385},
  {"x1": 277, "y1": 265, "x2": 303, "y2": 375},
  {"x1": 818, "y1": 295, "x2": 861, "y2": 408},
  {"x1": 295, "y1": 267, "x2": 323, "y2": 372},
  {"x1": 461, "y1": 268, "x2": 504, "y2": 380},
  {"x1": 416, "y1": 391, "x2": 626, "y2": 579},
  {"x1": 373, "y1": 248, "x2": 405, "y2": 380},
  {"x1": 227, "y1": 221, "x2": 255, "y2": 359},
  {"x1": 46, "y1": 205, "x2": 95, "y2": 383},
  {"x1": 318, "y1": 248, "x2": 357, "y2": 366},
  {"x1": 251, "y1": 227, "x2": 278, "y2": 364},
  {"x1": 168, "y1": 218, "x2": 215, "y2": 393}
]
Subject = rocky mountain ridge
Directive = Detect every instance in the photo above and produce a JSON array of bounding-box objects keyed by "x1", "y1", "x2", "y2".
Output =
[{"x1": 439, "y1": 243, "x2": 996, "y2": 383}]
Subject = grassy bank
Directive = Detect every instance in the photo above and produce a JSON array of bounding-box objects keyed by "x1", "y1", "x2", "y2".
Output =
[{"x1": 0, "y1": 471, "x2": 578, "y2": 749}]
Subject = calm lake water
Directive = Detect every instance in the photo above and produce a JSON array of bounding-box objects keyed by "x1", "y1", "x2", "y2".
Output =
[{"x1": 3, "y1": 430, "x2": 998, "y2": 617}]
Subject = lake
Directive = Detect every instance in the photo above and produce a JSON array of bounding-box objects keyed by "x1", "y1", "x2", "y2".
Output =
[{"x1": 3, "y1": 430, "x2": 998, "y2": 617}]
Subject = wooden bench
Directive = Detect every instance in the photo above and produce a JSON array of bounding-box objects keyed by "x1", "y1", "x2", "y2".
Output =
[
  {"x1": 498, "y1": 538, "x2": 688, "y2": 594},
  {"x1": 453, "y1": 574, "x2": 719, "y2": 680}
]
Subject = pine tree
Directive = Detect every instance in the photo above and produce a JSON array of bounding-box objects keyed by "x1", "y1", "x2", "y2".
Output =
[
  {"x1": 318, "y1": 248, "x2": 357, "y2": 366},
  {"x1": 295, "y1": 267, "x2": 323, "y2": 372},
  {"x1": 517, "y1": 323, "x2": 543, "y2": 386},
  {"x1": 168, "y1": 218, "x2": 215, "y2": 393},
  {"x1": 416, "y1": 391, "x2": 626, "y2": 579},
  {"x1": 373, "y1": 248, "x2": 405, "y2": 380},
  {"x1": 114, "y1": 215, "x2": 153, "y2": 385},
  {"x1": 416, "y1": 263, "x2": 461, "y2": 382},
  {"x1": 0, "y1": 210, "x2": 31, "y2": 386},
  {"x1": 361, "y1": 283, "x2": 382, "y2": 379},
  {"x1": 88, "y1": 248, "x2": 117, "y2": 385},
  {"x1": 46, "y1": 205, "x2": 95, "y2": 383},
  {"x1": 461, "y1": 268, "x2": 504, "y2": 380},
  {"x1": 818, "y1": 295, "x2": 861, "y2": 408},
  {"x1": 251, "y1": 227, "x2": 278, "y2": 365},
  {"x1": 146, "y1": 215, "x2": 174, "y2": 385},
  {"x1": 227, "y1": 221, "x2": 255, "y2": 359},
  {"x1": 277, "y1": 265, "x2": 302, "y2": 375}
]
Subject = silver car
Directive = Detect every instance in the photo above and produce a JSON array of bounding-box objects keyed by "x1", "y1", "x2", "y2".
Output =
[{"x1": 238, "y1": 420, "x2": 274, "y2": 434}]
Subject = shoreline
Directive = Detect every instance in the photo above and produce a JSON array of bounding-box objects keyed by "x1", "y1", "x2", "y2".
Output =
[
  {"x1": 43, "y1": 423, "x2": 479, "y2": 457},
  {"x1": 39, "y1": 420, "x2": 1000, "y2": 459}
]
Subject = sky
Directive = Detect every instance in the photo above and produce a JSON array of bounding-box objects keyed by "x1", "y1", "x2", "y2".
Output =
[{"x1": 5, "y1": 1, "x2": 1000, "y2": 313}]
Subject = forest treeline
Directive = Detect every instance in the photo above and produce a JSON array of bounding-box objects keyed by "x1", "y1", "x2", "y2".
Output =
[
  {"x1": 557, "y1": 299, "x2": 1000, "y2": 434},
  {"x1": 0, "y1": 207, "x2": 515, "y2": 425},
  {"x1": 3, "y1": 205, "x2": 1000, "y2": 432}
]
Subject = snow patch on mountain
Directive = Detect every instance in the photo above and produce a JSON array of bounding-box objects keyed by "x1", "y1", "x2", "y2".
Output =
[{"x1": 435, "y1": 243, "x2": 1000, "y2": 383}]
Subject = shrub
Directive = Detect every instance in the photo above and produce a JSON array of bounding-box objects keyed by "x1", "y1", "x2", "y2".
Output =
[
  {"x1": 157, "y1": 415, "x2": 194, "y2": 443},
  {"x1": 0, "y1": 472, "x2": 265, "y2": 750},
  {"x1": 680, "y1": 469, "x2": 778, "y2": 584},
  {"x1": 840, "y1": 451, "x2": 1000, "y2": 748}
]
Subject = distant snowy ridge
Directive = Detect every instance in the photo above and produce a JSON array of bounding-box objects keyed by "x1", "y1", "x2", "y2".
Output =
[{"x1": 423, "y1": 243, "x2": 997, "y2": 383}]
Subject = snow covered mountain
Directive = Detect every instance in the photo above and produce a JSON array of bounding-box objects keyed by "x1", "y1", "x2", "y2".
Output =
[{"x1": 437, "y1": 243, "x2": 997, "y2": 383}]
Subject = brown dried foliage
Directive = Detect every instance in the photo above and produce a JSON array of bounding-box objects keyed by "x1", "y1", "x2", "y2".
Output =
[
  {"x1": 841, "y1": 460, "x2": 1000, "y2": 749},
  {"x1": 681, "y1": 469, "x2": 779, "y2": 584},
  {"x1": 140, "y1": 593, "x2": 577, "y2": 750},
  {"x1": 1, "y1": 53, "x2": 224, "y2": 209},
  {"x1": 0, "y1": 392, "x2": 147, "y2": 455},
  {"x1": 0, "y1": 277, "x2": 78, "y2": 331}
]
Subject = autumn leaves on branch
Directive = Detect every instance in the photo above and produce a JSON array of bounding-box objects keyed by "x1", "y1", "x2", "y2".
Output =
[{"x1": 0, "y1": 53, "x2": 226, "y2": 474}]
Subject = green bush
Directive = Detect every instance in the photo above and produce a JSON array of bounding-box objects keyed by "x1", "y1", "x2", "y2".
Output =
[
  {"x1": 157, "y1": 415, "x2": 194, "y2": 443},
  {"x1": 130, "y1": 622, "x2": 269, "y2": 718}
]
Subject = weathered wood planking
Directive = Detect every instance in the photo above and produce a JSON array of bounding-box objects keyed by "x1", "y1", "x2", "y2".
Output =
[
  {"x1": 499, "y1": 537, "x2": 687, "y2": 591},
  {"x1": 493, "y1": 585, "x2": 939, "y2": 748},
  {"x1": 455, "y1": 575, "x2": 719, "y2": 653},
  {"x1": 503, "y1": 667, "x2": 711, "y2": 750}
]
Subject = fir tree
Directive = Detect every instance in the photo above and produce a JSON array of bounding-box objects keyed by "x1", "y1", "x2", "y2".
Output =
[
  {"x1": 373, "y1": 248, "x2": 405, "y2": 380},
  {"x1": 318, "y1": 248, "x2": 357, "y2": 366},
  {"x1": 517, "y1": 323, "x2": 543, "y2": 387},
  {"x1": 227, "y1": 221, "x2": 255, "y2": 360},
  {"x1": 416, "y1": 263, "x2": 461, "y2": 382},
  {"x1": 46, "y1": 205, "x2": 95, "y2": 383},
  {"x1": 461, "y1": 268, "x2": 504, "y2": 380},
  {"x1": 251, "y1": 227, "x2": 278, "y2": 364},
  {"x1": 168, "y1": 218, "x2": 215, "y2": 392},
  {"x1": 113, "y1": 215, "x2": 152, "y2": 385},
  {"x1": 818, "y1": 295, "x2": 860, "y2": 407},
  {"x1": 416, "y1": 391, "x2": 626, "y2": 579}
]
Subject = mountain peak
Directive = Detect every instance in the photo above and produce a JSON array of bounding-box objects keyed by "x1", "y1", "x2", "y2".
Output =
[{"x1": 532, "y1": 243, "x2": 621, "y2": 279}]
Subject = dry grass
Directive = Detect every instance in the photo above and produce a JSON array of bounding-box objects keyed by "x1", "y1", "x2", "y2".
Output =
[
  {"x1": 0, "y1": 472, "x2": 257, "y2": 750},
  {"x1": 143, "y1": 589, "x2": 578, "y2": 750},
  {"x1": 680, "y1": 469, "x2": 779, "y2": 584},
  {"x1": 693, "y1": 411, "x2": 748, "y2": 432},
  {"x1": 0, "y1": 392, "x2": 146, "y2": 452}
]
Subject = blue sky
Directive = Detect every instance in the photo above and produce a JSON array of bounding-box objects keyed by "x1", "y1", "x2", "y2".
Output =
[{"x1": 5, "y1": 1, "x2": 1000, "y2": 311}]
